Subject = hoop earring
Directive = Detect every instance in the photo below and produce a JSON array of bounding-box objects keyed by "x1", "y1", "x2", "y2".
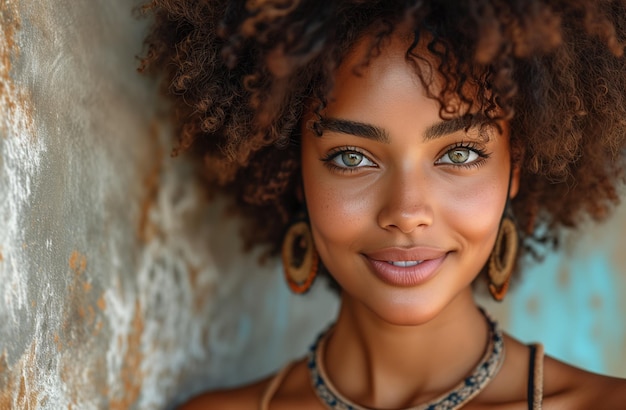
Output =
[
  {"x1": 488, "y1": 210, "x2": 519, "y2": 302},
  {"x1": 281, "y1": 218, "x2": 319, "y2": 294}
]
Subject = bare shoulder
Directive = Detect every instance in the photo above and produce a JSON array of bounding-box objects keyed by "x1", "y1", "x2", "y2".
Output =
[
  {"x1": 542, "y1": 352, "x2": 626, "y2": 409},
  {"x1": 481, "y1": 335, "x2": 626, "y2": 409},
  {"x1": 178, "y1": 376, "x2": 271, "y2": 410},
  {"x1": 179, "y1": 358, "x2": 318, "y2": 410}
]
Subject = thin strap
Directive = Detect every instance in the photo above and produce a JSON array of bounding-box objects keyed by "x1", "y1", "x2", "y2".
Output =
[
  {"x1": 259, "y1": 362, "x2": 295, "y2": 410},
  {"x1": 527, "y1": 343, "x2": 544, "y2": 410}
]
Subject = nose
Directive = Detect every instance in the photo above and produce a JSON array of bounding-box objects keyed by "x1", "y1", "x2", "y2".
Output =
[{"x1": 376, "y1": 172, "x2": 434, "y2": 233}]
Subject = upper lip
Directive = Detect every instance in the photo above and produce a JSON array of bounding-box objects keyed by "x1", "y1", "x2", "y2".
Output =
[{"x1": 365, "y1": 246, "x2": 448, "y2": 262}]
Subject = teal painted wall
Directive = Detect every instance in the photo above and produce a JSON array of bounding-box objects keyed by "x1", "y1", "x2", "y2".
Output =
[{"x1": 478, "y1": 204, "x2": 626, "y2": 378}]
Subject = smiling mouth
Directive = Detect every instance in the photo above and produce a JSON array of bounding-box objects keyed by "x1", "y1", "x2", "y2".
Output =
[
  {"x1": 363, "y1": 247, "x2": 448, "y2": 287},
  {"x1": 387, "y1": 260, "x2": 424, "y2": 267}
]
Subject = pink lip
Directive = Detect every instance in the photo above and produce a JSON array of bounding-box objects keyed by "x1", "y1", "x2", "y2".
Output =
[{"x1": 364, "y1": 247, "x2": 448, "y2": 287}]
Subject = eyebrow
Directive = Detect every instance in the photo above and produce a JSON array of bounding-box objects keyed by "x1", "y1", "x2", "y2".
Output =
[
  {"x1": 424, "y1": 114, "x2": 490, "y2": 141},
  {"x1": 317, "y1": 118, "x2": 390, "y2": 143},
  {"x1": 318, "y1": 113, "x2": 490, "y2": 143}
]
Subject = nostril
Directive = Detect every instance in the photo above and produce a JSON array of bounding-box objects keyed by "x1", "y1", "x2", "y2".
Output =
[
  {"x1": 378, "y1": 208, "x2": 433, "y2": 233},
  {"x1": 377, "y1": 175, "x2": 434, "y2": 232}
]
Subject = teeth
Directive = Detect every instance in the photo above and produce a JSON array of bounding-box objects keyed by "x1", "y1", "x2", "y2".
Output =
[{"x1": 388, "y1": 260, "x2": 423, "y2": 267}]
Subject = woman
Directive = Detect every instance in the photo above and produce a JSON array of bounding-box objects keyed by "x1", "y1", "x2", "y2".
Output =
[{"x1": 140, "y1": 1, "x2": 626, "y2": 408}]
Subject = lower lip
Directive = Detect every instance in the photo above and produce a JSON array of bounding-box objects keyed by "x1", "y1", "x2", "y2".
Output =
[{"x1": 365, "y1": 254, "x2": 447, "y2": 287}]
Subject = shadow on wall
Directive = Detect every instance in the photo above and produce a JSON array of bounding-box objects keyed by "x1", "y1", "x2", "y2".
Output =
[{"x1": 0, "y1": 0, "x2": 624, "y2": 409}]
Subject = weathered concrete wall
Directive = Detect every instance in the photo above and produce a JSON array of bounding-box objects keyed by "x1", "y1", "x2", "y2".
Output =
[
  {"x1": 0, "y1": 1, "x2": 338, "y2": 408},
  {"x1": 0, "y1": 0, "x2": 624, "y2": 409}
]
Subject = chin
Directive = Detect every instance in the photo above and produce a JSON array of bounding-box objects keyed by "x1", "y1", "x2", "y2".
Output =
[
  {"x1": 345, "y1": 281, "x2": 476, "y2": 327},
  {"x1": 362, "y1": 296, "x2": 450, "y2": 327}
]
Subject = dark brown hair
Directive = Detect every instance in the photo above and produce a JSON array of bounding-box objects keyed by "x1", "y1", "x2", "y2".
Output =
[{"x1": 139, "y1": 0, "x2": 626, "y2": 275}]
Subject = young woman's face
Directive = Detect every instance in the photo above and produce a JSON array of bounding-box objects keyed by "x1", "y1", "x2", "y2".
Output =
[{"x1": 301, "y1": 36, "x2": 519, "y2": 326}]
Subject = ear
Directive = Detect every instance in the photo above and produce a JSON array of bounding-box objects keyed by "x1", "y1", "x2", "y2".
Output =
[{"x1": 509, "y1": 164, "x2": 521, "y2": 199}]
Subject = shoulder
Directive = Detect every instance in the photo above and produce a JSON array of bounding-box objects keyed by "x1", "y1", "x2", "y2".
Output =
[
  {"x1": 481, "y1": 335, "x2": 626, "y2": 409},
  {"x1": 178, "y1": 358, "x2": 314, "y2": 410},
  {"x1": 542, "y1": 354, "x2": 626, "y2": 409},
  {"x1": 178, "y1": 377, "x2": 270, "y2": 410}
]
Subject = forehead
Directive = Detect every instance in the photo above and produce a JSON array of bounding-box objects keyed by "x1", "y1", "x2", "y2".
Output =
[
  {"x1": 328, "y1": 32, "x2": 484, "y2": 120},
  {"x1": 335, "y1": 33, "x2": 421, "y2": 90},
  {"x1": 329, "y1": 35, "x2": 423, "y2": 105},
  {"x1": 315, "y1": 33, "x2": 506, "y2": 141}
]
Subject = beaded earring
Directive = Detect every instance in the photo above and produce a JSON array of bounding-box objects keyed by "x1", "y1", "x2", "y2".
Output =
[
  {"x1": 488, "y1": 206, "x2": 519, "y2": 301},
  {"x1": 281, "y1": 217, "x2": 319, "y2": 294}
]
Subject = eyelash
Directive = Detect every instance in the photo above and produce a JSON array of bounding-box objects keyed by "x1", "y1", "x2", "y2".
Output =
[{"x1": 320, "y1": 142, "x2": 492, "y2": 173}]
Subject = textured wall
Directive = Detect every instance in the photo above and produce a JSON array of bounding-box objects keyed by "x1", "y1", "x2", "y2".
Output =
[
  {"x1": 479, "y1": 204, "x2": 626, "y2": 378},
  {"x1": 0, "y1": 1, "x2": 337, "y2": 408},
  {"x1": 0, "y1": 1, "x2": 624, "y2": 409}
]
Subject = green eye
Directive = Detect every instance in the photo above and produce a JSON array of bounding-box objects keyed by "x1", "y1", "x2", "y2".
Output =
[
  {"x1": 325, "y1": 149, "x2": 376, "y2": 169},
  {"x1": 437, "y1": 146, "x2": 482, "y2": 166},
  {"x1": 447, "y1": 148, "x2": 471, "y2": 163},
  {"x1": 341, "y1": 152, "x2": 364, "y2": 167}
]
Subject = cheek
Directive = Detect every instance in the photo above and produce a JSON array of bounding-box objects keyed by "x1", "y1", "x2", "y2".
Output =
[
  {"x1": 302, "y1": 169, "x2": 375, "y2": 249},
  {"x1": 440, "y1": 170, "x2": 508, "y2": 252},
  {"x1": 300, "y1": 135, "x2": 379, "y2": 259}
]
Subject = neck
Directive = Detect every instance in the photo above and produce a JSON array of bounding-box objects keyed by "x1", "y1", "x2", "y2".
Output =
[{"x1": 322, "y1": 289, "x2": 489, "y2": 409}]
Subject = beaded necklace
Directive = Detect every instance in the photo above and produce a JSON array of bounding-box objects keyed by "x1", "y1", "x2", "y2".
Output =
[{"x1": 307, "y1": 309, "x2": 505, "y2": 410}]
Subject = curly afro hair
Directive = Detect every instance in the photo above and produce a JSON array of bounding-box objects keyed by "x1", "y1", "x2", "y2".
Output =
[{"x1": 139, "y1": 0, "x2": 626, "y2": 277}]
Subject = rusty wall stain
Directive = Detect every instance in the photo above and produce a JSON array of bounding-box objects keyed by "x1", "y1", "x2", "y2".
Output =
[
  {"x1": 2, "y1": 1, "x2": 221, "y2": 408},
  {"x1": 69, "y1": 250, "x2": 87, "y2": 275},
  {"x1": 0, "y1": 0, "x2": 20, "y2": 119},
  {"x1": 0, "y1": 344, "x2": 39, "y2": 409},
  {"x1": 97, "y1": 295, "x2": 106, "y2": 311},
  {"x1": 0, "y1": 350, "x2": 11, "y2": 409},
  {"x1": 109, "y1": 301, "x2": 145, "y2": 410},
  {"x1": 59, "y1": 354, "x2": 107, "y2": 408},
  {"x1": 1, "y1": 1, "x2": 38, "y2": 407},
  {"x1": 41, "y1": 249, "x2": 110, "y2": 407},
  {"x1": 557, "y1": 267, "x2": 570, "y2": 289},
  {"x1": 138, "y1": 120, "x2": 165, "y2": 243},
  {"x1": 0, "y1": 0, "x2": 34, "y2": 138},
  {"x1": 59, "y1": 250, "x2": 107, "y2": 351},
  {"x1": 53, "y1": 333, "x2": 62, "y2": 352}
]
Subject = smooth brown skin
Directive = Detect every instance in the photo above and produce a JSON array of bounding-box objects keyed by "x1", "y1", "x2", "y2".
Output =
[{"x1": 181, "y1": 36, "x2": 626, "y2": 409}]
